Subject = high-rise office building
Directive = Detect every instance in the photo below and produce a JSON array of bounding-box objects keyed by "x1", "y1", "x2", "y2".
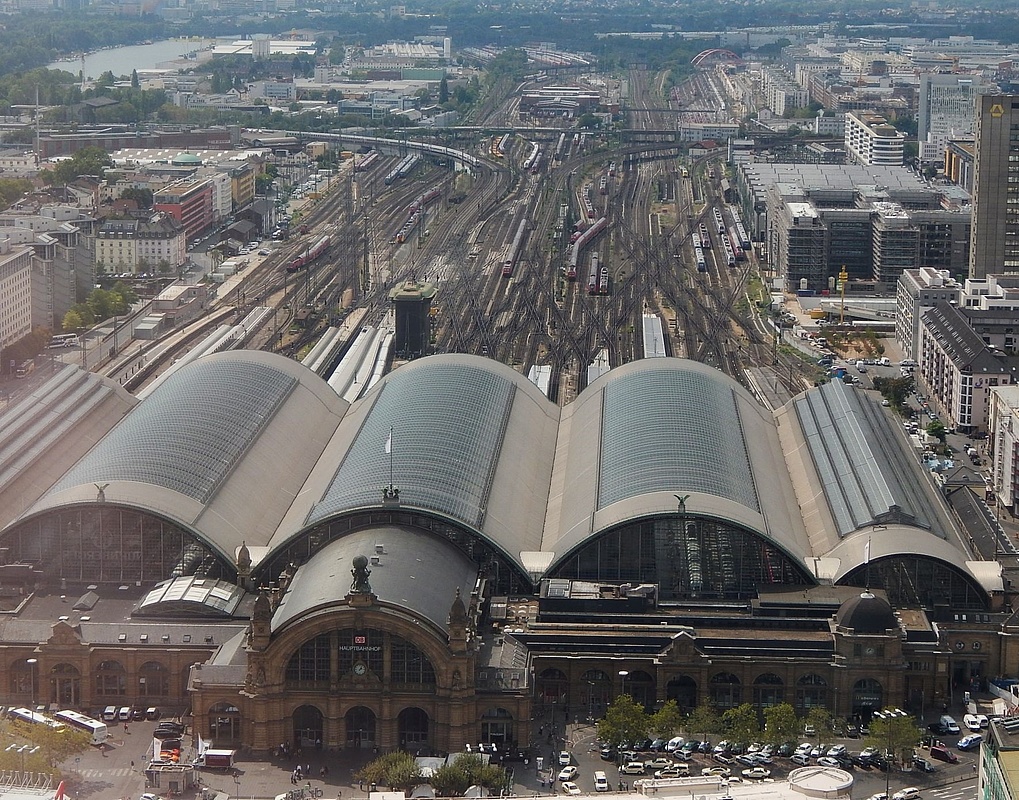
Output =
[
  {"x1": 970, "y1": 95, "x2": 1019, "y2": 278},
  {"x1": 918, "y1": 74, "x2": 992, "y2": 165}
]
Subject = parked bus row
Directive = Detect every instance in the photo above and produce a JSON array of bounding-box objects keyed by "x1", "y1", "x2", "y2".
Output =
[{"x1": 6, "y1": 707, "x2": 108, "y2": 746}]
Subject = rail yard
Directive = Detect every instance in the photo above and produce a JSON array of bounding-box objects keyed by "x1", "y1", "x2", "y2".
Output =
[{"x1": 121, "y1": 66, "x2": 809, "y2": 408}]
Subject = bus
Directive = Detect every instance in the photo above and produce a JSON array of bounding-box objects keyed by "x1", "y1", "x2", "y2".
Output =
[
  {"x1": 54, "y1": 710, "x2": 108, "y2": 745},
  {"x1": 8, "y1": 707, "x2": 65, "y2": 731},
  {"x1": 48, "y1": 334, "x2": 80, "y2": 349}
]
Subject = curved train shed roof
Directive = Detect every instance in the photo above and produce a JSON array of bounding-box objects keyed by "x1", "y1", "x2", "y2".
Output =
[{"x1": 2, "y1": 351, "x2": 990, "y2": 598}]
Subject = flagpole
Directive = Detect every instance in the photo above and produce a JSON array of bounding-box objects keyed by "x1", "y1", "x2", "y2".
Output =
[{"x1": 388, "y1": 426, "x2": 394, "y2": 493}]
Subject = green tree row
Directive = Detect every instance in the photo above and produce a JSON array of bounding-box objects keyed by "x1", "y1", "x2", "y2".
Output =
[
  {"x1": 354, "y1": 752, "x2": 508, "y2": 796},
  {"x1": 597, "y1": 697, "x2": 921, "y2": 767},
  {"x1": 62, "y1": 282, "x2": 137, "y2": 333}
]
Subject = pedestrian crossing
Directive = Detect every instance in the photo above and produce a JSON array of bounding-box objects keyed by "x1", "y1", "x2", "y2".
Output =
[
  {"x1": 78, "y1": 767, "x2": 135, "y2": 778},
  {"x1": 927, "y1": 785, "x2": 974, "y2": 800}
]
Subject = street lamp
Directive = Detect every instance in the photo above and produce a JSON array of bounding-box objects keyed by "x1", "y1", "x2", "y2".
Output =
[
  {"x1": 618, "y1": 670, "x2": 629, "y2": 698},
  {"x1": 26, "y1": 658, "x2": 36, "y2": 708},
  {"x1": 5, "y1": 743, "x2": 40, "y2": 776}
]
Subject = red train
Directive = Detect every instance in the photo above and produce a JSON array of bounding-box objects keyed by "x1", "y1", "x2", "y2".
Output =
[{"x1": 285, "y1": 235, "x2": 331, "y2": 273}]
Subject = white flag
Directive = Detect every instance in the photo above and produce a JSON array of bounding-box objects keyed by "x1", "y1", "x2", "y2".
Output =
[
  {"x1": 385, "y1": 430, "x2": 392, "y2": 454},
  {"x1": 864, "y1": 537, "x2": 871, "y2": 565}
]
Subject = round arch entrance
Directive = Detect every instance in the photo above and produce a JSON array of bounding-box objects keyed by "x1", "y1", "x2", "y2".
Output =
[
  {"x1": 49, "y1": 663, "x2": 80, "y2": 708},
  {"x1": 293, "y1": 704, "x2": 323, "y2": 749},
  {"x1": 666, "y1": 675, "x2": 697, "y2": 713},
  {"x1": 398, "y1": 707, "x2": 430, "y2": 750},
  {"x1": 346, "y1": 706, "x2": 377, "y2": 749},
  {"x1": 480, "y1": 707, "x2": 513, "y2": 746}
]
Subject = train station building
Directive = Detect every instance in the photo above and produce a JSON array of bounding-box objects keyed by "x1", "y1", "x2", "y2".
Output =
[{"x1": 0, "y1": 352, "x2": 1010, "y2": 753}]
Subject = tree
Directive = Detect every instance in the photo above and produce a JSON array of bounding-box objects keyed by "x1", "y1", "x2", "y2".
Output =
[
  {"x1": 762, "y1": 703, "x2": 799, "y2": 745},
  {"x1": 4, "y1": 720, "x2": 90, "y2": 768},
  {"x1": 597, "y1": 695, "x2": 648, "y2": 749},
  {"x1": 0, "y1": 177, "x2": 31, "y2": 207},
  {"x1": 867, "y1": 712, "x2": 921, "y2": 767},
  {"x1": 873, "y1": 375, "x2": 914, "y2": 409},
  {"x1": 119, "y1": 187, "x2": 153, "y2": 209},
  {"x1": 431, "y1": 753, "x2": 508, "y2": 796},
  {"x1": 806, "y1": 707, "x2": 834, "y2": 739},
  {"x1": 684, "y1": 703, "x2": 721, "y2": 741},
  {"x1": 63, "y1": 306, "x2": 92, "y2": 331},
  {"x1": 439, "y1": 75, "x2": 449, "y2": 104},
  {"x1": 131, "y1": 69, "x2": 139, "y2": 89},
  {"x1": 721, "y1": 703, "x2": 759, "y2": 747},
  {"x1": 649, "y1": 700, "x2": 684, "y2": 739},
  {"x1": 355, "y1": 751, "x2": 422, "y2": 791},
  {"x1": 927, "y1": 419, "x2": 947, "y2": 443}
]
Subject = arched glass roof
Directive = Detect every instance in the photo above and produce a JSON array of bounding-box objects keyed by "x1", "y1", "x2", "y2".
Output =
[
  {"x1": 50, "y1": 358, "x2": 297, "y2": 504},
  {"x1": 308, "y1": 361, "x2": 516, "y2": 529},
  {"x1": 599, "y1": 367, "x2": 759, "y2": 512}
]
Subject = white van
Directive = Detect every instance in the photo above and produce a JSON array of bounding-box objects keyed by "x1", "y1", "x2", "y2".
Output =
[
  {"x1": 118, "y1": 706, "x2": 132, "y2": 721},
  {"x1": 594, "y1": 772, "x2": 609, "y2": 792},
  {"x1": 855, "y1": 360, "x2": 868, "y2": 373},
  {"x1": 102, "y1": 705, "x2": 118, "y2": 722}
]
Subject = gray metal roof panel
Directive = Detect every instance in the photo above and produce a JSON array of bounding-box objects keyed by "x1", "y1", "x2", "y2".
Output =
[
  {"x1": 308, "y1": 359, "x2": 527, "y2": 530},
  {"x1": 271, "y1": 526, "x2": 478, "y2": 635},
  {"x1": 50, "y1": 357, "x2": 298, "y2": 504}
]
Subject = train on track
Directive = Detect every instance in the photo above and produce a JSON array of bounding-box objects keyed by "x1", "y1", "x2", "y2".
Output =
[
  {"x1": 354, "y1": 150, "x2": 380, "y2": 172},
  {"x1": 502, "y1": 218, "x2": 529, "y2": 277},
  {"x1": 566, "y1": 216, "x2": 607, "y2": 280},
  {"x1": 285, "y1": 235, "x2": 331, "y2": 273},
  {"x1": 395, "y1": 188, "x2": 442, "y2": 243},
  {"x1": 384, "y1": 153, "x2": 421, "y2": 186}
]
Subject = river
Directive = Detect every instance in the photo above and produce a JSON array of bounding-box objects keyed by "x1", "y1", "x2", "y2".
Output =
[{"x1": 47, "y1": 38, "x2": 216, "y2": 79}]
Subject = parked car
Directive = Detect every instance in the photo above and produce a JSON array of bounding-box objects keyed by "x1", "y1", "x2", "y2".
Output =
[
  {"x1": 620, "y1": 762, "x2": 645, "y2": 775},
  {"x1": 558, "y1": 751, "x2": 572, "y2": 767},
  {"x1": 654, "y1": 767, "x2": 688, "y2": 779},
  {"x1": 957, "y1": 734, "x2": 983, "y2": 751},
  {"x1": 892, "y1": 788, "x2": 920, "y2": 800},
  {"x1": 929, "y1": 746, "x2": 958, "y2": 764},
  {"x1": 557, "y1": 766, "x2": 578, "y2": 781},
  {"x1": 963, "y1": 714, "x2": 982, "y2": 732},
  {"x1": 701, "y1": 767, "x2": 730, "y2": 778},
  {"x1": 816, "y1": 757, "x2": 841, "y2": 768},
  {"x1": 791, "y1": 754, "x2": 811, "y2": 766},
  {"x1": 665, "y1": 737, "x2": 684, "y2": 753},
  {"x1": 913, "y1": 758, "x2": 936, "y2": 773},
  {"x1": 741, "y1": 767, "x2": 771, "y2": 780},
  {"x1": 560, "y1": 782, "x2": 581, "y2": 796}
]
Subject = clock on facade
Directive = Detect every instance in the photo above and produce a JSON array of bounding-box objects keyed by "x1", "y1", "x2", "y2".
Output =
[
  {"x1": 864, "y1": 646, "x2": 876, "y2": 656},
  {"x1": 353, "y1": 662, "x2": 367, "y2": 676}
]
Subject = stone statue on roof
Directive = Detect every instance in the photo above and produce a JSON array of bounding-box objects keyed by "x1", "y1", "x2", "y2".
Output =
[{"x1": 351, "y1": 554, "x2": 372, "y2": 594}]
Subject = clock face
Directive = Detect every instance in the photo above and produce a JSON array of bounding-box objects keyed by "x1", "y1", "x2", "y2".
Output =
[
  {"x1": 354, "y1": 662, "x2": 367, "y2": 676},
  {"x1": 865, "y1": 647, "x2": 876, "y2": 656}
]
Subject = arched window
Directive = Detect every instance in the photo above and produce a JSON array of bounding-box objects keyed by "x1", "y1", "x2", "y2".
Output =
[
  {"x1": 391, "y1": 637, "x2": 436, "y2": 687},
  {"x1": 709, "y1": 672, "x2": 741, "y2": 710},
  {"x1": 795, "y1": 674, "x2": 827, "y2": 712},
  {"x1": 852, "y1": 678, "x2": 883, "y2": 714},
  {"x1": 753, "y1": 673, "x2": 784, "y2": 708},
  {"x1": 481, "y1": 707, "x2": 513, "y2": 745},
  {"x1": 209, "y1": 701, "x2": 241, "y2": 742},
  {"x1": 95, "y1": 660, "x2": 126, "y2": 696},
  {"x1": 286, "y1": 634, "x2": 330, "y2": 686},
  {"x1": 139, "y1": 661, "x2": 169, "y2": 698},
  {"x1": 666, "y1": 675, "x2": 697, "y2": 713},
  {"x1": 538, "y1": 668, "x2": 568, "y2": 705},
  {"x1": 8, "y1": 659, "x2": 37, "y2": 700}
]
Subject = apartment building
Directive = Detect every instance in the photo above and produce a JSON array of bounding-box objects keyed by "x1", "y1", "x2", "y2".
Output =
[{"x1": 845, "y1": 110, "x2": 906, "y2": 166}]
